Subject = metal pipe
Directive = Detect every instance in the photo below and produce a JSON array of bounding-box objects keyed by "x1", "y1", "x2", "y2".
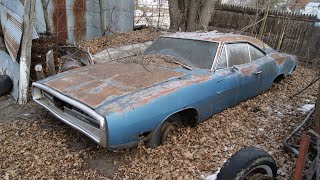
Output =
[{"x1": 293, "y1": 134, "x2": 311, "y2": 180}]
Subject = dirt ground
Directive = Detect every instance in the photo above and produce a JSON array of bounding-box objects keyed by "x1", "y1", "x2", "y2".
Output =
[{"x1": 0, "y1": 66, "x2": 319, "y2": 179}]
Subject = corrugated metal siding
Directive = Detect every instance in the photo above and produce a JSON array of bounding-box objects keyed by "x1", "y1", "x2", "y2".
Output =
[
  {"x1": 103, "y1": 0, "x2": 135, "y2": 33},
  {"x1": 35, "y1": 0, "x2": 134, "y2": 43},
  {"x1": 0, "y1": 0, "x2": 38, "y2": 61},
  {"x1": 0, "y1": 4, "x2": 23, "y2": 61},
  {"x1": 0, "y1": 51, "x2": 20, "y2": 99},
  {"x1": 1, "y1": 0, "x2": 39, "y2": 38}
]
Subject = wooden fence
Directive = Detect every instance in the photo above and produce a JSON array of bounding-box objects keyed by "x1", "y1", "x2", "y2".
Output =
[{"x1": 209, "y1": 4, "x2": 319, "y2": 63}]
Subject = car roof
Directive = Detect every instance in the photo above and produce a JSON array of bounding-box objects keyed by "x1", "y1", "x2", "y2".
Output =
[{"x1": 162, "y1": 31, "x2": 271, "y2": 50}]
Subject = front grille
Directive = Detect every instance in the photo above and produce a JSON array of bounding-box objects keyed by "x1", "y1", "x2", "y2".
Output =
[{"x1": 42, "y1": 90, "x2": 100, "y2": 129}]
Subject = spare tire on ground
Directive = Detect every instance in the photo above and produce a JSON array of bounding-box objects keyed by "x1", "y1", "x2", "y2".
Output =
[
  {"x1": 217, "y1": 147, "x2": 277, "y2": 180},
  {"x1": 0, "y1": 75, "x2": 13, "y2": 97}
]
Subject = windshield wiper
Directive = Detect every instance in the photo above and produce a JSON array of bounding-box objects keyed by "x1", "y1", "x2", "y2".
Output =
[{"x1": 174, "y1": 60, "x2": 192, "y2": 70}]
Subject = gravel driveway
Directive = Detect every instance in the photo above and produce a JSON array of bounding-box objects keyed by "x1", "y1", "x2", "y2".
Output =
[{"x1": 0, "y1": 66, "x2": 318, "y2": 179}]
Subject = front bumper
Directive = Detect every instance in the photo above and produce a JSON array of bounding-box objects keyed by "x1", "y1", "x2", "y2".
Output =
[{"x1": 32, "y1": 82, "x2": 107, "y2": 148}]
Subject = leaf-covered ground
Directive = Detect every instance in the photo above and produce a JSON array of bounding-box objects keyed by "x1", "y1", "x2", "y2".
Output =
[
  {"x1": 79, "y1": 28, "x2": 161, "y2": 54},
  {"x1": 0, "y1": 66, "x2": 318, "y2": 179}
]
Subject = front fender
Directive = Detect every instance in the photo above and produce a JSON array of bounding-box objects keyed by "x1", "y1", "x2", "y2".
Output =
[
  {"x1": 96, "y1": 73, "x2": 213, "y2": 148},
  {"x1": 105, "y1": 88, "x2": 202, "y2": 147}
]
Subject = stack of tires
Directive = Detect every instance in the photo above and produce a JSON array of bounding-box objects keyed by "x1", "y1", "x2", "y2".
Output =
[{"x1": 0, "y1": 75, "x2": 13, "y2": 97}]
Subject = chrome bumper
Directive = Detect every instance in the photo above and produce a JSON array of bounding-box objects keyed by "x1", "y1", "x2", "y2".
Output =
[{"x1": 32, "y1": 82, "x2": 107, "y2": 148}]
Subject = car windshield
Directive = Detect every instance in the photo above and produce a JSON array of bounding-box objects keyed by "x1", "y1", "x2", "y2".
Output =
[{"x1": 143, "y1": 37, "x2": 219, "y2": 69}]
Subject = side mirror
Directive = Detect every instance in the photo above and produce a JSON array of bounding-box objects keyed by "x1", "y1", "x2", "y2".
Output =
[
  {"x1": 212, "y1": 66, "x2": 217, "y2": 73},
  {"x1": 231, "y1": 65, "x2": 239, "y2": 72}
]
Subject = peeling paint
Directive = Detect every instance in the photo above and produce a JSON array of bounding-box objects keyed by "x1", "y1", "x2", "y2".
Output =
[
  {"x1": 270, "y1": 53, "x2": 286, "y2": 65},
  {"x1": 52, "y1": 0, "x2": 67, "y2": 41},
  {"x1": 45, "y1": 62, "x2": 184, "y2": 108},
  {"x1": 239, "y1": 65, "x2": 257, "y2": 76},
  {"x1": 72, "y1": 0, "x2": 86, "y2": 42}
]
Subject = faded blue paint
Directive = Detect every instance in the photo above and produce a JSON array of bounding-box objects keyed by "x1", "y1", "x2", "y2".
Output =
[
  {"x1": 95, "y1": 53, "x2": 296, "y2": 148},
  {"x1": 34, "y1": 34, "x2": 297, "y2": 149}
]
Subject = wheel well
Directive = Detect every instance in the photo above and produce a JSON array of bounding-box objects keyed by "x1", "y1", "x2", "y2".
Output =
[
  {"x1": 176, "y1": 108, "x2": 199, "y2": 127},
  {"x1": 274, "y1": 74, "x2": 285, "y2": 83}
]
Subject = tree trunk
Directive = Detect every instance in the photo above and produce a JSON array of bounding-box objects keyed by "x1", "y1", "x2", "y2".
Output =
[
  {"x1": 169, "y1": 0, "x2": 218, "y2": 32},
  {"x1": 168, "y1": 0, "x2": 183, "y2": 31},
  {"x1": 41, "y1": 0, "x2": 50, "y2": 33},
  {"x1": 186, "y1": 0, "x2": 200, "y2": 31}
]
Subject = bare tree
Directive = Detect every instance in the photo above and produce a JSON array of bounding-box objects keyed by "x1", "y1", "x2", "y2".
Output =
[{"x1": 168, "y1": 0, "x2": 219, "y2": 31}]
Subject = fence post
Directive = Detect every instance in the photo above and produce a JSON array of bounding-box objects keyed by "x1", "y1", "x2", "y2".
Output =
[
  {"x1": 258, "y1": 2, "x2": 270, "y2": 40},
  {"x1": 18, "y1": 0, "x2": 36, "y2": 105}
]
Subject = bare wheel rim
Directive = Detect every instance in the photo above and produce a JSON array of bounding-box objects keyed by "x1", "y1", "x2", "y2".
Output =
[
  {"x1": 243, "y1": 165, "x2": 273, "y2": 180},
  {"x1": 161, "y1": 123, "x2": 177, "y2": 143}
]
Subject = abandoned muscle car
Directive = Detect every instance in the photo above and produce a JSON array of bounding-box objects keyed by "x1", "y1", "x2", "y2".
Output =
[{"x1": 32, "y1": 32, "x2": 297, "y2": 149}]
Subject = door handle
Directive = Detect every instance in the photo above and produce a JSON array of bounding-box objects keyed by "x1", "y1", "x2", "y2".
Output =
[{"x1": 255, "y1": 71, "x2": 262, "y2": 75}]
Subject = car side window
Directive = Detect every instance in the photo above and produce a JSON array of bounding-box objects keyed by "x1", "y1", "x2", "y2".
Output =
[
  {"x1": 226, "y1": 43, "x2": 250, "y2": 67},
  {"x1": 249, "y1": 44, "x2": 265, "y2": 61}
]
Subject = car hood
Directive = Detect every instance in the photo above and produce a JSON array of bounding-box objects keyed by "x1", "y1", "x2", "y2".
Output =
[{"x1": 42, "y1": 62, "x2": 188, "y2": 109}]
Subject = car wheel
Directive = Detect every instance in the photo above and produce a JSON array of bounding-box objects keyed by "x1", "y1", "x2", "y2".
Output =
[
  {"x1": 145, "y1": 114, "x2": 182, "y2": 148},
  {"x1": 0, "y1": 75, "x2": 13, "y2": 97},
  {"x1": 217, "y1": 147, "x2": 277, "y2": 180}
]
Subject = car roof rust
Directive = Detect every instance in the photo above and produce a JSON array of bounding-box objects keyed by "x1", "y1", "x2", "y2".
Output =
[{"x1": 162, "y1": 31, "x2": 270, "y2": 50}]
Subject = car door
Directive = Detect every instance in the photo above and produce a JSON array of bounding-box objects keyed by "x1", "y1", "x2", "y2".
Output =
[
  {"x1": 248, "y1": 44, "x2": 278, "y2": 93},
  {"x1": 224, "y1": 43, "x2": 261, "y2": 103},
  {"x1": 212, "y1": 45, "x2": 239, "y2": 113}
]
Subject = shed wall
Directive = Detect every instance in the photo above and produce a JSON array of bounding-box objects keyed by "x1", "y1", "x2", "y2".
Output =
[{"x1": 35, "y1": 0, "x2": 134, "y2": 43}]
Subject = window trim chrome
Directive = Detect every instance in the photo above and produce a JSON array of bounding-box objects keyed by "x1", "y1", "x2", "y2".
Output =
[{"x1": 32, "y1": 82, "x2": 107, "y2": 148}]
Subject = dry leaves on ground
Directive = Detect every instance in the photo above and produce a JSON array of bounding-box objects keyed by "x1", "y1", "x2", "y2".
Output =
[
  {"x1": 79, "y1": 29, "x2": 161, "y2": 54},
  {"x1": 0, "y1": 66, "x2": 318, "y2": 179}
]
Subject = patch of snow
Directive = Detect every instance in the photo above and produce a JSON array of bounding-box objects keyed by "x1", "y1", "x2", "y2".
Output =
[
  {"x1": 134, "y1": 10, "x2": 144, "y2": 16},
  {"x1": 277, "y1": 167, "x2": 286, "y2": 176},
  {"x1": 298, "y1": 104, "x2": 315, "y2": 113},
  {"x1": 276, "y1": 111, "x2": 283, "y2": 115},
  {"x1": 205, "y1": 168, "x2": 221, "y2": 180}
]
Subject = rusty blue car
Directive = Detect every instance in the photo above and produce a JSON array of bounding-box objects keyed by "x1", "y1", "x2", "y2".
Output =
[{"x1": 32, "y1": 32, "x2": 297, "y2": 149}]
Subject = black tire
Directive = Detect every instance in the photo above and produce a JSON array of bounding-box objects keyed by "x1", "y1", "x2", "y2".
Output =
[
  {"x1": 0, "y1": 75, "x2": 13, "y2": 97},
  {"x1": 217, "y1": 147, "x2": 277, "y2": 180},
  {"x1": 145, "y1": 114, "x2": 183, "y2": 148}
]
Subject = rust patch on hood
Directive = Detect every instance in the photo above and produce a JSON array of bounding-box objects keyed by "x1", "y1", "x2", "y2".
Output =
[
  {"x1": 134, "y1": 75, "x2": 211, "y2": 107},
  {"x1": 99, "y1": 74, "x2": 212, "y2": 114},
  {"x1": 44, "y1": 62, "x2": 184, "y2": 109}
]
